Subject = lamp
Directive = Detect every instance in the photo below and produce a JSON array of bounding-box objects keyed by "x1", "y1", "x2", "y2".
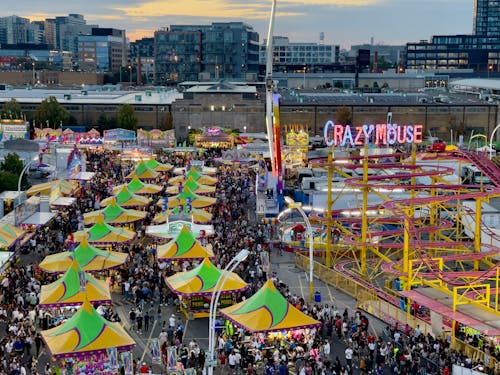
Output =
[
  {"x1": 285, "y1": 196, "x2": 314, "y2": 301},
  {"x1": 207, "y1": 249, "x2": 249, "y2": 375}
]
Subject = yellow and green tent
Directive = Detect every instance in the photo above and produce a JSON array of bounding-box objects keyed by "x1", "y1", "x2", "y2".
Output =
[
  {"x1": 100, "y1": 187, "x2": 151, "y2": 208},
  {"x1": 153, "y1": 207, "x2": 213, "y2": 224},
  {"x1": 73, "y1": 216, "x2": 136, "y2": 245},
  {"x1": 164, "y1": 187, "x2": 216, "y2": 209},
  {"x1": 84, "y1": 198, "x2": 147, "y2": 225},
  {"x1": 125, "y1": 161, "x2": 159, "y2": 180},
  {"x1": 41, "y1": 298, "x2": 135, "y2": 358},
  {"x1": 220, "y1": 279, "x2": 322, "y2": 333},
  {"x1": 165, "y1": 258, "x2": 248, "y2": 296},
  {"x1": 39, "y1": 237, "x2": 128, "y2": 273},
  {"x1": 113, "y1": 177, "x2": 162, "y2": 195},
  {"x1": 144, "y1": 158, "x2": 173, "y2": 172},
  {"x1": 157, "y1": 225, "x2": 214, "y2": 261},
  {"x1": 39, "y1": 260, "x2": 111, "y2": 307}
]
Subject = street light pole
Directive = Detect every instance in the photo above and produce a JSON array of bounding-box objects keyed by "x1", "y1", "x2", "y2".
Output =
[
  {"x1": 18, "y1": 160, "x2": 36, "y2": 206},
  {"x1": 489, "y1": 123, "x2": 500, "y2": 159},
  {"x1": 207, "y1": 249, "x2": 249, "y2": 375},
  {"x1": 285, "y1": 197, "x2": 313, "y2": 301}
]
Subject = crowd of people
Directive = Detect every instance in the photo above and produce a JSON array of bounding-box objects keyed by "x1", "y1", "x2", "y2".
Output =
[{"x1": 0, "y1": 147, "x2": 495, "y2": 375}]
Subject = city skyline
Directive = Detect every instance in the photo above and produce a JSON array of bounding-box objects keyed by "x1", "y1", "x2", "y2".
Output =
[{"x1": 2, "y1": 0, "x2": 472, "y2": 48}]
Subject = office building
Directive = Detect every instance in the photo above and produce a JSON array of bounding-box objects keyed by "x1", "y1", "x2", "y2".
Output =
[
  {"x1": 406, "y1": 0, "x2": 500, "y2": 73},
  {"x1": 154, "y1": 22, "x2": 259, "y2": 84},
  {"x1": 0, "y1": 16, "x2": 31, "y2": 45},
  {"x1": 78, "y1": 28, "x2": 126, "y2": 73},
  {"x1": 259, "y1": 36, "x2": 339, "y2": 73},
  {"x1": 45, "y1": 14, "x2": 95, "y2": 56}
]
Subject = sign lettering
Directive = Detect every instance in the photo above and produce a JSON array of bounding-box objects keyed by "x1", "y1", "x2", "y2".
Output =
[{"x1": 324, "y1": 121, "x2": 423, "y2": 147}]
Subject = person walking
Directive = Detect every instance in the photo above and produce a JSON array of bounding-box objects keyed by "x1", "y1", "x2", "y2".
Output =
[{"x1": 144, "y1": 311, "x2": 150, "y2": 332}]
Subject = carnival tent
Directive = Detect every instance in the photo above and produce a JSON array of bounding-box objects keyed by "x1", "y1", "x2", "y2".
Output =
[
  {"x1": 147, "y1": 220, "x2": 214, "y2": 240},
  {"x1": 220, "y1": 279, "x2": 322, "y2": 333},
  {"x1": 26, "y1": 179, "x2": 74, "y2": 196},
  {"x1": 165, "y1": 176, "x2": 215, "y2": 195},
  {"x1": 144, "y1": 158, "x2": 173, "y2": 172},
  {"x1": 39, "y1": 237, "x2": 128, "y2": 273},
  {"x1": 165, "y1": 187, "x2": 216, "y2": 209},
  {"x1": 157, "y1": 225, "x2": 214, "y2": 261},
  {"x1": 125, "y1": 161, "x2": 159, "y2": 180},
  {"x1": 73, "y1": 216, "x2": 136, "y2": 245},
  {"x1": 153, "y1": 207, "x2": 213, "y2": 224},
  {"x1": 0, "y1": 224, "x2": 24, "y2": 248},
  {"x1": 83, "y1": 198, "x2": 147, "y2": 225},
  {"x1": 39, "y1": 260, "x2": 111, "y2": 307},
  {"x1": 41, "y1": 298, "x2": 135, "y2": 358},
  {"x1": 112, "y1": 177, "x2": 162, "y2": 195},
  {"x1": 165, "y1": 258, "x2": 247, "y2": 296},
  {"x1": 100, "y1": 187, "x2": 151, "y2": 208},
  {"x1": 168, "y1": 168, "x2": 217, "y2": 186}
]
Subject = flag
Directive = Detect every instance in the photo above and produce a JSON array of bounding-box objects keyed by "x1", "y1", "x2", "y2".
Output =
[
  {"x1": 107, "y1": 347, "x2": 118, "y2": 371},
  {"x1": 151, "y1": 338, "x2": 161, "y2": 364}
]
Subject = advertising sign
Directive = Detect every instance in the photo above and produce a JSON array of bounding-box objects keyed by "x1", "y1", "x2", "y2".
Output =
[{"x1": 103, "y1": 128, "x2": 136, "y2": 142}]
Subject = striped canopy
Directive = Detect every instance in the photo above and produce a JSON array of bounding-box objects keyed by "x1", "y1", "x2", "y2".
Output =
[
  {"x1": 165, "y1": 187, "x2": 216, "y2": 209},
  {"x1": 220, "y1": 279, "x2": 322, "y2": 333},
  {"x1": 39, "y1": 237, "x2": 128, "y2": 273},
  {"x1": 84, "y1": 198, "x2": 147, "y2": 225},
  {"x1": 165, "y1": 258, "x2": 248, "y2": 296},
  {"x1": 39, "y1": 260, "x2": 111, "y2": 307},
  {"x1": 168, "y1": 167, "x2": 217, "y2": 186},
  {"x1": 166, "y1": 176, "x2": 215, "y2": 195},
  {"x1": 41, "y1": 298, "x2": 135, "y2": 358},
  {"x1": 157, "y1": 225, "x2": 214, "y2": 261},
  {"x1": 144, "y1": 158, "x2": 173, "y2": 172}
]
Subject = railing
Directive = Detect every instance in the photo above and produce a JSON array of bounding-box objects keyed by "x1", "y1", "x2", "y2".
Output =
[{"x1": 294, "y1": 252, "x2": 499, "y2": 373}]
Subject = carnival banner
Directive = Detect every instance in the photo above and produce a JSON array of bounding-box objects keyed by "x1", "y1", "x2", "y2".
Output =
[
  {"x1": 121, "y1": 351, "x2": 133, "y2": 375},
  {"x1": 260, "y1": 251, "x2": 270, "y2": 273},
  {"x1": 151, "y1": 338, "x2": 161, "y2": 364},
  {"x1": 167, "y1": 346, "x2": 177, "y2": 372},
  {"x1": 107, "y1": 347, "x2": 118, "y2": 371}
]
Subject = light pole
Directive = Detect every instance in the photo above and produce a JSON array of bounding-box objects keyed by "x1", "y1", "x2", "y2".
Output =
[
  {"x1": 285, "y1": 196, "x2": 314, "y2": 301},
  {"x1": 489, "y1": 123, "x2": 500, "y2": 159},
  {"x1": 18, "y1": 160, "x2": 37, "y2": 206},
  {"x1": 207, "y1": 249, "x2": 249, "y2": 375}
]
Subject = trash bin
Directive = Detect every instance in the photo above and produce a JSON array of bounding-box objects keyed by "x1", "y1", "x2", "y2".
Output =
[{"x1": 314, "y1": 291, "x2": 321, "y2": 303}]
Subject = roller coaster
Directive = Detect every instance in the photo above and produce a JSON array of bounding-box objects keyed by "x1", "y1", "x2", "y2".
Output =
[{"x1": 303, "y1": 148, "x2": 500, "y2": 340}]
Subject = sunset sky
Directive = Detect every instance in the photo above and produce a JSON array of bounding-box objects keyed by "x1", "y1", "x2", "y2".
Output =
[{"x1": 4, "y1": 0, "x2": 472, "y2": 48}]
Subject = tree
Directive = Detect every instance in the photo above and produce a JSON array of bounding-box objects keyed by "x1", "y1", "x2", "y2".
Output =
[
  {"x1": 336, "y1": 106, "x2": 353, "y2": 125},
  {"x1": 117, "y1": 104, "x2": 138, "y2": 131},
  {"x1": 0, "y1": 153, "x2": 29, "y2": 192},
  {"x1": 34, "y1": 96, "x2": 70, "y2": 128},
  {"x1": 158, "y1": 112, "x2": 173, "y2": 131},
  {"x1": 1, "y1": 99, "x2": 22, "y2": 119}
]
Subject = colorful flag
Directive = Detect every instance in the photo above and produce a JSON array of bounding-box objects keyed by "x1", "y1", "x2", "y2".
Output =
[
  {"x1": 260, "y1": 251, "x2": 270, "y2": 273},
  {"x1": 167, "y1": 346, "x2": 178, "y2": 371},
  {"x1": 151, "y1": 338, "x2": 161, "y2": 364},
  {"x1": 121, "y1": 351, "x2": 133, "y2": 375},
  {"x1": 107, "y1": 347, "x2": 118, "y2": 371}
]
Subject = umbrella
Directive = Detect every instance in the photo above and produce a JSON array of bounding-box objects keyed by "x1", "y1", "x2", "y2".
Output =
[
  {"x1": 113, "y1": 177, "x2": 162, "y2": 195},
  {"x1": 41, "y1": 298, "x2": 135, "y2": 358},
  {"x1": 84, "y1": 198, "x2": 147, "y2": 225},
  {"x1": 164, "y1": 187, "x2": 216, "y2": 209},
  {"x1": 165, "y1": 258, "x2": 248, "y2": 296},
  {"x1": 220, "y1": 279, "x2": 321, "y2": 333},
  {"x1": 39, "y1": 260, "x2": 111, "y2": 307},
  {"x1": 293, "y1": 224, "x2": 306, "y2": 232},
  {"x1": 100, "y1": 187, "x2": 151, "y2": 208},
  {"x1": 157, "y1": 225, "x2": 214, "y2": 261},
  {"x1": 144, "y1": 158, "x2": 173, "y2": 172},
  {"x1": 153, "y1": 208, "x2": 213, "y2": 224},
  {"x1": 73, "y1": 216, "x2": 136, "y2": 245},
  {"x1": 39, "y1": 237, "x2": 128, "y2": 273},
  {"x1": 125, "y1": 161, "x2": 159, "y2": 180}
]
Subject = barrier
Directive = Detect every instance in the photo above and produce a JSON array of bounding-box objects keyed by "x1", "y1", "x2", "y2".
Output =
[{"x1": 294, "y1": 252, "x2": 499, "y2": 372}]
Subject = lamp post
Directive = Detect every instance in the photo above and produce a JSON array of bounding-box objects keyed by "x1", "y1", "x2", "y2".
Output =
[
  {"x1": 207, "y1": 249, "x2": 249, "y2": 375},
  {"x1": 285, "y1": 197, "x2": 314, "y2": 301},
  {"x1": 489, "y1": 123, "x2": 500, "y2": 159},
  {"x1": 17, "y1": 160, "x2": 37, "y2": 206}
]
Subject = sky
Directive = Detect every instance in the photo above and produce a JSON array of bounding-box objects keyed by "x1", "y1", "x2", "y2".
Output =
[{"x1": 4, "y1": 0, "x2": 473, "y2": 49}]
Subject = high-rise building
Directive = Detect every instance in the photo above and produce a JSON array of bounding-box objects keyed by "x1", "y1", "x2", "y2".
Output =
[
  {"x1": 0, "y1": 16, "x2": 30, "y2": 45},
  {"x1": 78, "y1": 28, "x2": 126, "y2": 73},
  {"x1": 406, "y1": 1, "x2": 500, "y2": 73},
  {"x1": 154, "y1": 22, "x2": 259, "y2": 84},
  {"x1": 49, "y1": 14, "x2": 95, "y2": 56}
]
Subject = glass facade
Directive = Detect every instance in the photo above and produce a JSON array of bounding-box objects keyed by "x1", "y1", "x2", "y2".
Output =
[
  {"x1": 154, "y1": 22, "x2": 259, "y2": 84},
  {"x1": 406, "y1": 1, "x2": 500, "y2": 72}
]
